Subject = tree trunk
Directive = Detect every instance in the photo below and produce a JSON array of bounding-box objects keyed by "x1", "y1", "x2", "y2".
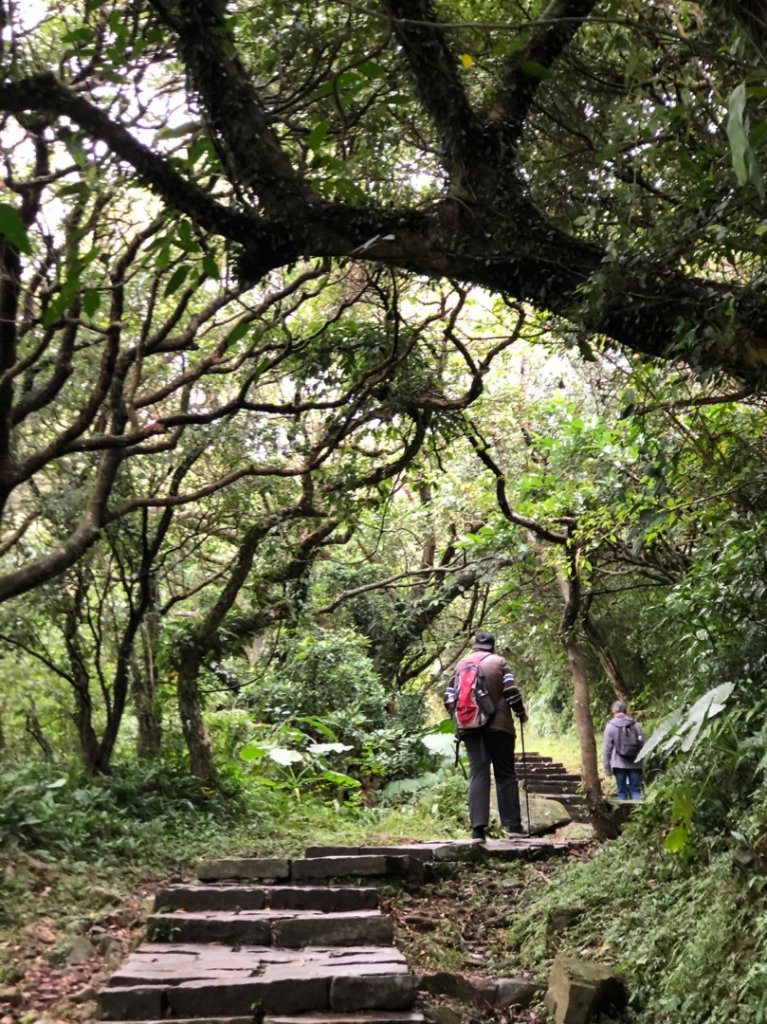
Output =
[
  {"x1": 555, "y1": 541, "x2": 603, "y2": 805},
  {"x1": 133, "y1": 637, "x2": 162, "y2": 758},
  {"x1": 562, "y1": 630, "x2": 602, "y2": 803},
  {"x1": 177, "y1": 646, "x2": 218, "y2": 788}
]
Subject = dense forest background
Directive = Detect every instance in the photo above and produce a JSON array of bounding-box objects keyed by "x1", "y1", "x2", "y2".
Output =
[{"x1": 3, "y1": 1, "x2": 767, "y2": 1021}]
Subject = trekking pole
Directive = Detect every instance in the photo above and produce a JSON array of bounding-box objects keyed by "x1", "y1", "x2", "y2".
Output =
[
  {"x1": 454, "y1": 735, "x2": 467, "y2": 778},
  {"x1": 519, "y1": 718, "x2": 532, "y2": 834}
]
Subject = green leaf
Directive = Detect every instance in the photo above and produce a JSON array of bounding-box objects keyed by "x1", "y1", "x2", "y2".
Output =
[
  {"x1": 0, "y1": 204, "x2": 31, "y2": 253},
  {"x1": 520, "y1": 60, "x2": 552, "y2": 79},
  {"x1": 671, "y1": 785, "x2": 695, "y2": 824},
  {"x1": 634, "y1": 707, "x2": 683, "y2": 762},
  {"x1": 201, "y1": 254, "x2": 219, "y2": 279},
  {"x1": 317, "y1": 769, "x2": 361, "y2": 787},
  {"x1": 728, "y1": 83, "x2": 751, "y2": 186},
  {"x1": 307, "y1": 119, "x2": 331, "y2": 152},
  {"x1": 164, "y1": 264, "x2": 190, "y2": 297},
  {"x1": 239, "y1": 742, "x2": 268, "y2": 762},
  {"x1": 82, "y1": 288, "x2": 101, "y2": 317},
  {"x1": 664, "y1": 825, "x2": 690, "y2": 854}
]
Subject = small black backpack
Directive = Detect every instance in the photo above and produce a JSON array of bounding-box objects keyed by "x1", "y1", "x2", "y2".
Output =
[{"x1": 615, "y1": 721, "x2": 642, "y2": 759}]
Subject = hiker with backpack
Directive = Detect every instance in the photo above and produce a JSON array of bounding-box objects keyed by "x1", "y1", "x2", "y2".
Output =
[
  {"x1": 603, "y1": 700, "x2": 645, "y2": 801},
  {"x1": 444, "y1": 630, "x2": 528, "y2": 842}
]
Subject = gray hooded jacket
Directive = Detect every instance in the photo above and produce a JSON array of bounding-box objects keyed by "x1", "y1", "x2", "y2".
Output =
[{"x1": 603, "y1": 712, "x2": 645, "y2": 773}]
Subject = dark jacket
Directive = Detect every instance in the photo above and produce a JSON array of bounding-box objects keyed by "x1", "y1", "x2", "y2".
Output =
[
  {"x1": 453, "y1": 646, "x2": 526, "y2": 736},
  {"x1": 603, "y1": 712, "x2": 645, "y2": 772}
]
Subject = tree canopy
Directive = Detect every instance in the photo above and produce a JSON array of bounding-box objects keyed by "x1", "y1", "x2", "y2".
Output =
[{"x1": 3, "y1": 0, "x2": 767, "y2": 385}]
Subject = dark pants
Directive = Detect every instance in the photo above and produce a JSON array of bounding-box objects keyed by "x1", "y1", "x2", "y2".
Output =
[
  {"x1": 462, "y1": 729, "x2": 522, "y2": 830},
  {"x1": 614, "y1": 768, "x2": 643, "y2": 800}
]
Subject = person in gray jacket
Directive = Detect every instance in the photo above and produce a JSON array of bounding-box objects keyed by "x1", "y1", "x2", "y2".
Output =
[{"x1": 603, "y1": 700, "x2": 645, "y2": 800}]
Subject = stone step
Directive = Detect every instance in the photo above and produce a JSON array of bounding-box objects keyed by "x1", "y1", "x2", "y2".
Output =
[
  {"x1": 304, "y1": 846, "x2": 436, "y2": 862},
  {"x1": 532, "y1": 791, "x2": 587, "y2": 803},
  {"x1": 146, "y1": 910, "x2": 395, "y2": 947},
  {"x1": 198, "y1": 857, "x2": 290, "y2": 882},
  {"x1": 99, "y1": 944, "x2": 416, "y2": 1021},
  {"x1": 265, "y1": 1014, "x2": 425, "y2": 1024},
  {"x1": 524, "y1": 774, "x2": 579, "y2": 783},
  {"x1": 523, "y1": 781, "x2": 581, "y2": 795},
  {"x1": 292, "y1": 856, "x2": 423, "y2": 883},
  {"x1": 197, "y1": 855, "x2": 424, "y2": 885},
  {"x1": 114, "y1": 1019, "x2": 252, "y2": 1024},
  {"x1": 155, "y1": 884, "x2": 379, "y2": 914},
  {"x1": 114, "y1": 1015, "x2": 426, "y2": 1024}
]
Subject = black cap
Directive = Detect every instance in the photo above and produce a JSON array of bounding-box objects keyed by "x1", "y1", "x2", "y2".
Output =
[{"x1": 474, "y1": 631, "x2": 495, "y2": 651}]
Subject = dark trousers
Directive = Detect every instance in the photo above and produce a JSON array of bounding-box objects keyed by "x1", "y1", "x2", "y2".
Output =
[
  {"x1": 462, "y1": 729, "x2": 522, "y2": 830},
  {"x1": 614, "y1": 767, "x2": 643, "y2": 800}
]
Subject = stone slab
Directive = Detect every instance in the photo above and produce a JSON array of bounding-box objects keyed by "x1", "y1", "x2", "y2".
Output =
[
  {"x1": 108, "y1": 943, "x2": 408, "y2": 986},
  {"x1": 198, "y1": 858, "x2": 291, "y2": 881},
  {"x1": 272, "y1": 911, "x2": 394, "y2": 948},
  {"x1": 154, "y1": 884, "x2": 268, "y2": 912},
  {"x1": 330, "y1": 973, "x2": 417, "y2": 1012},
  {"x1": 269, "y1": 886, "x2": 380, "y2": 912},
  {"x1": 99, "y1": 985, "x2": 164, "y2": 1020},
  {"x1": 147, "y1": 911, "x2": 273, "y2": 945},
  {"x1": 168, "y1": 974, "x2": 329, "y2": 1017},
  {"x1": 304, "y1": 846, "x2": 438, "y2": 862},
  {"x1": 115, "y1": 1020, "x2": 252, "y2": 1024},
  {"x1": 147, "y1": 909, "x2": 394, "y2": 949},
  {"x1": 265, "y1": 1013, "x2": 425, "y2": 1024},
  {"x1": 291, "y1": 856, "x2": 393, "y2": 880},
  {"x1": 101, "y1": 944, "x2": 414, "y2": 1019},
  {"x1": 155, "y1": 883, "x2": 379, "y2": 914}
]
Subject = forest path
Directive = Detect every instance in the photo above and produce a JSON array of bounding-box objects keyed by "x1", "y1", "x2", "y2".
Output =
[{"x1": 96, "y1": 829, "x2": 586, "y2": 1023}]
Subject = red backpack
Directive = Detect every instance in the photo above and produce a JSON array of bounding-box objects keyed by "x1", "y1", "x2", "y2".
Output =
[{"x1": 451, "y1": 653, "x2": 496, "y2": 730}]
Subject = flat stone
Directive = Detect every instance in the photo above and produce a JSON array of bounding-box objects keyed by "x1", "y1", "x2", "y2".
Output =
[
  {"x1": 495, "y1": 977, "x2": 546, "y2": 1008},
  {"x1": 197, "y1": 857, "x2": 291, "y2": 881},
  {"x1": 272, "y1": 911, "x2": 394, "y2": 948},
  {"x1": 419, "y1": 971, "x2": 497, "y2": 1004},
  {"x1": 305, "y1": 846, "x2": 437, "y2": 862},
  {"x1": 107, "y1": 943, "x2": 408, "y2": 986},
  {"x1": 154, "y1": 883, "x2": 268, "y2": 912},
  {"x1": 155, "y1": 883, "x2": 379, "y2": 914},
  {"x1": 331, "y1": 973, "x2": 417, "y2": 1011},
  {"x1": 168, "y1": 974, "x2": 329, "y2": 1017},
  {"x1": 266, "y1": 1013, "x2": 424, "y2": 1024},
  {"x1": 291, "y1": 856, "x2": 393, "y2": 880},
  {"x1": 147, "y1": 911, "x2": 273, "y2": 945},
  {"x1": 269, "y1": 886, "x2": 379, "y2": 912},
  {"x1": 99, "y1": 985, "x2": 164, "y2": 1020},
  {"x1": 147, "y1": 909, "x2": 393, "y2": 948}
]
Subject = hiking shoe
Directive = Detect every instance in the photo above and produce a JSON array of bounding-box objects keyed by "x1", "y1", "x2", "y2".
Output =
[
  {"x1": 471, "y1": 826, "x2": 487, "y2": 842},
  {"x1": 506, "y1": 825, "x2": 528, "y2": 837}
]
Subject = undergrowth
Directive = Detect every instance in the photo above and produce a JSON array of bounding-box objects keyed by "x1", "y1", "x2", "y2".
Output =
[{"x1": 509, "y1": 812, "x2": 767, "y2": 1024}]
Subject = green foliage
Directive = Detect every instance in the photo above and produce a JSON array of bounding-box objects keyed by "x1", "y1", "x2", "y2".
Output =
[
  {"x1": 239, "y1": 627, "x2": 437, "y2": 789},
  {"x1": 0, "y1": 760, "x2": 241, "y2": 865},
  {"x1": 511, "y1": 820, "x2": 767, "y2": 1023}
]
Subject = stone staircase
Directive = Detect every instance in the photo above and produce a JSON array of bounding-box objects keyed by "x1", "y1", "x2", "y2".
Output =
[
  {"x1": 97, "y1": 839, "x2": 583, "y2": 1022},
  {"x1": 516, "y1": 753, "x2": 588, "y2": 820}
]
